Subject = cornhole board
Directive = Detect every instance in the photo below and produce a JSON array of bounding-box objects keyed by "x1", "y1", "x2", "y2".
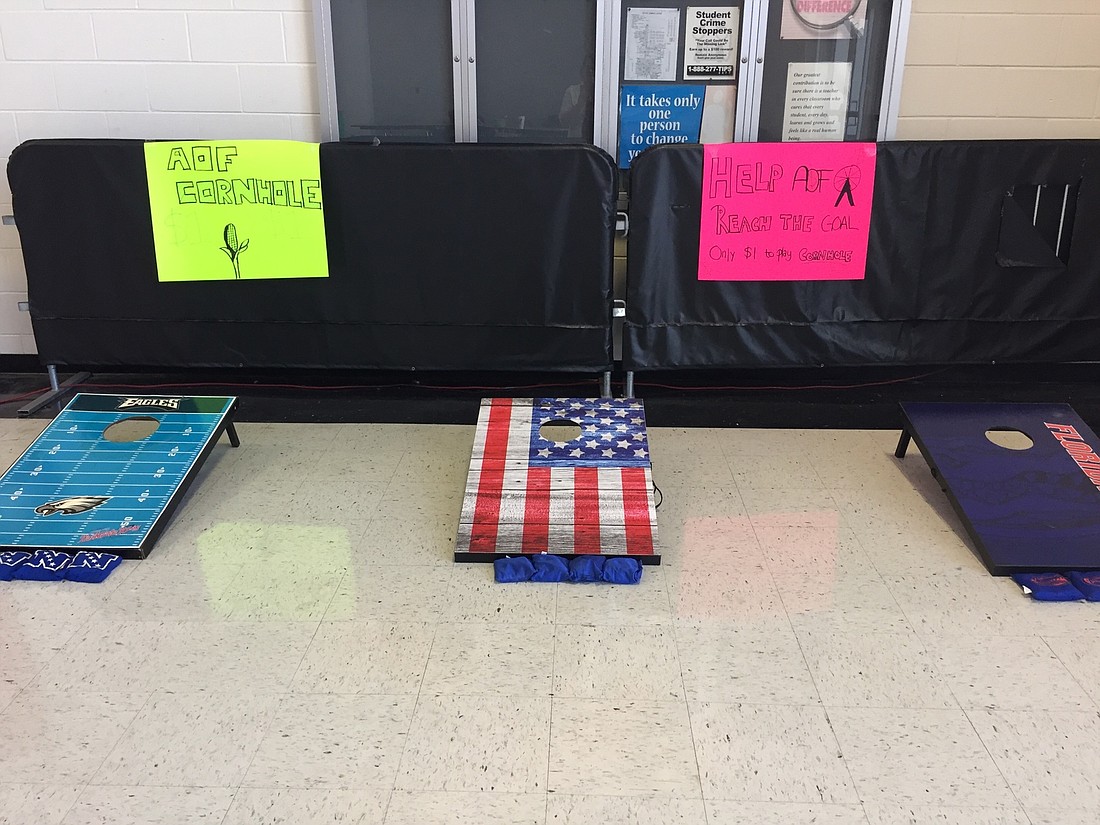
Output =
[
  {"x1": 456, "y1": 397, "x2": 660, "y2": 563},
  {"x1": 896, "y1": 401, "x2": 1100, "y2": 575},
  {"x1": 0, "y1": 393, "x2": 238, "y2": 559}
]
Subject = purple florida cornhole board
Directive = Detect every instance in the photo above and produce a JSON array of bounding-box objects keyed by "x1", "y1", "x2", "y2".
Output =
[{"x1": 898, "y1": 401, "x2": 1100, "y2": 575}]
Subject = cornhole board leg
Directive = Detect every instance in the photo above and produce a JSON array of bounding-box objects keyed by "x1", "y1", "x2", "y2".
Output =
[
  {"x1": 0, "y1": 393, "x2": 238, "y2": 560},
  {"x1": 895, "y1": 429, "x2": 944, "y2": 488},
  {"x1": 896, "y1": 401, "x2": 1100, "y2": 575},
  {"x1": 455, "y1": 397, "x2": 660, "y2": 564},
  {"x1": 894, "y1": 430, "x2": 910, "y2": 458}
]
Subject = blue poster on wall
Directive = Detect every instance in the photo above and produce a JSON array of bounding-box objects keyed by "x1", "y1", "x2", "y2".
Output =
[{"x1": 619, "y1": 85, "x2": 706, "y2": 169}]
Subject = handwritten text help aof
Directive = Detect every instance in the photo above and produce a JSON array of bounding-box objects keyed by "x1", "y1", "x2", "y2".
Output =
[{"x1": 698, "y1": 142, "x2": 876, "y2": 281}]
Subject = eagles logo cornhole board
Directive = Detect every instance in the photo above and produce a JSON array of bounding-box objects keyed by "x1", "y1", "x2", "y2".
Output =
[
  {"x1": 456, "y1": 398, "x2": 660, "y2": 563},
  {"x1": 897, "y1": 401, "x2": 1100, "y2": 575},
  {"x1": 0, "y1": 393, "x2": 238, "y2": 560}
]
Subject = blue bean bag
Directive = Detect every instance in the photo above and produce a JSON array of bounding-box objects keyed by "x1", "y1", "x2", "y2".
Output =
[
  {"x1": 602, "y1": 557, "x2": 643, "y2": 584},
  {"x1": 65, "y1": 551, "x2": 123, "y2": 583},
  {"x1": 1011, "y1": 572, "x2": 1085, "y2": 601},
  {"x1": 531, "y1": 554, "x2": 569, "y2": 582},
  {"x1": 0, "y1": 551, "x2": 31, "y2": 581},
  {"x1": 12, "y1": 550, "x2": 72, "y2": 581},
  {"x1": 494, "y1": 556, "x2": 535, "y2": 582},
  {"x1": 1066, "y1": 572, "x2": 1100, "y2": 601},
  {"x1": 568, "y1": 555, "x2": 605, "y2": 583}
]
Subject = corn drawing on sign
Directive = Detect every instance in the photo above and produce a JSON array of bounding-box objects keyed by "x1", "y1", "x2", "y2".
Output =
[
  {"x1": 144, "y1": 140, "x2": 328, "y2": 282},
  {"x1": 220, "y1": 223, "x2": 249, "y2": 279}
]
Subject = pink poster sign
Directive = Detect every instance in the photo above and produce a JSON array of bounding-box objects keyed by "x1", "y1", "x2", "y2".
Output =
[{"x1": 698, "y1": 142, "x2": 876, "y2": 281}]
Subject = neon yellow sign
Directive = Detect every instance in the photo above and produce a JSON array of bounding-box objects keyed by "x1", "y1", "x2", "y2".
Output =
[{"x1": 144, "y1": 140, "x2": 328, "y2": 282}]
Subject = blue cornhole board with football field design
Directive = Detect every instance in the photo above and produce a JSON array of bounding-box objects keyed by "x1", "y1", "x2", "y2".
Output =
[{"x1": 0, "y1": 393, "x2": 238, "y2": 559}]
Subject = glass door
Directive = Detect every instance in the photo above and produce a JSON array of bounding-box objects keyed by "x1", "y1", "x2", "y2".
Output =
[
  {"x1": 322, "y1": 0, "x2": 604, "y2": 146},
  {"x1": 317, "y1": 0, "x2": 908, "y2": 149},
  {"x1": 755, "y1": 0, "x2": 896, "y2": 141},
  {"x1": 471, "y1": 0, "x2": 599, "y2": 144},
  {"x1": 328, "y1": 0, "x2": 458, "y2": 142}
]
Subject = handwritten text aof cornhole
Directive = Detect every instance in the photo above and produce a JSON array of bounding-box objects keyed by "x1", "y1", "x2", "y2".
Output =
[
  {"x1": 144, "y1": 140, "x2": 328, "y2": 282},
  {"x1": 698, "y1": 142, "x2": 876, "y2": 281}
]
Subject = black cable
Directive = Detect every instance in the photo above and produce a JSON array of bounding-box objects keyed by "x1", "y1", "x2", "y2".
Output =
[{"x1": 653, "y1": 481, "x2": 663, "y2": 509}]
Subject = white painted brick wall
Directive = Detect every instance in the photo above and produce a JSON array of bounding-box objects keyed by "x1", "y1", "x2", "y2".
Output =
[
  {"x1": 95, "y1": 12, "x2": 192, "y2": 60},
  {"x1": 0, "y1": 0, "x2": 317, "y2": 354},
  {"x1": 55, "y1": 63, "x2": 150, "y2": 111},
  {"x1": 0, "y1": 63, "x2": 57, "y2": 112},
  {"x1": 898, "y1": 0, "x2": 1100, "y2": 139},
  {"x1": 0, "y1": 12, "x2": 97, "y2": 61},
  {"x1": 0, "y1": 113, "x2": 14, "y2": 162},
  {"x1": 188, "y1": 12, "x2": 286, "y2": 62},
  {"x1": 146, "y1": 64, "x2": 242, "y2": 111}
]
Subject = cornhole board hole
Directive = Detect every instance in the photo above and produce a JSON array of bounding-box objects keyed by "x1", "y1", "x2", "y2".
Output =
[
  {"x1": 0, "y1": 393, "x2": 238, "y2": 560},
  {"x1": 896, "y1": 401, "x2": 1100, "y2": 575},
  {"x1": 455, "y1": 398, "x2": 660, "y2": 563}
]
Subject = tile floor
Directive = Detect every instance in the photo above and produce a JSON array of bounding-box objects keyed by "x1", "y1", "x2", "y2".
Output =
[{"x1": 1, "y1": 417, "x2": 1099, "y2": 824}]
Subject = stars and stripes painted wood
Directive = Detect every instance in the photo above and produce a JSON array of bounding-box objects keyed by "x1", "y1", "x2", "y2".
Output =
[{"x1": 455, "y1": 398, "x2": 660, "y2": 563}]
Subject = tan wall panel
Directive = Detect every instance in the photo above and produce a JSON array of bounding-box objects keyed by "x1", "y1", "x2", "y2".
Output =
[
  {"x1": 913, "y1": 0, "x2": 1099, "y2": 15},
  {"x1": 897, "y1": 4, "x2": 1100, "y2": 139}
]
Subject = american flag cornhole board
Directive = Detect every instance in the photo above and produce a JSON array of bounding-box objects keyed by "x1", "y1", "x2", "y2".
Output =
[
  {"x1": 0, "y1": 393, "x2": 238, "y2": 560},
  {"x1": 455, "y1": 397, "x2": 660, "y2": 563}
]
